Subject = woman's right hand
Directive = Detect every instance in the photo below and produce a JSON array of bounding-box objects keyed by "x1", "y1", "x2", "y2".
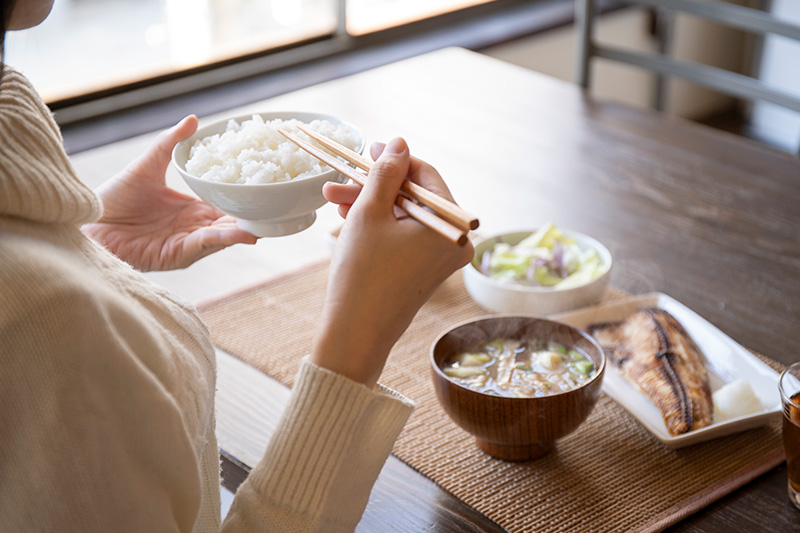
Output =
[{"x1": 311, "y1": 138, "x2": 474, "y2": 388}]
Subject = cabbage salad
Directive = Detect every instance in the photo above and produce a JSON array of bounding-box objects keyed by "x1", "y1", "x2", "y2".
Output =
[{"x1": 478, "y1": 223, "x2": 607, "y2": 288}]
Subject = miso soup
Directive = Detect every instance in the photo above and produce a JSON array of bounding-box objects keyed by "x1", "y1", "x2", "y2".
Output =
[{"x1": 442, "y1": 338, "x2": 596, "y2": 398}]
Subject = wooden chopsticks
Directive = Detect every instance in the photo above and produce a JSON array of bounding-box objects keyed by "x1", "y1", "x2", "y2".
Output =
[
  {"x1": 297, "y1": 125, "x2": 479, "y2": 233},
  {"x1": 278, "y1": 126, "x2": 478, "y2": 246}
]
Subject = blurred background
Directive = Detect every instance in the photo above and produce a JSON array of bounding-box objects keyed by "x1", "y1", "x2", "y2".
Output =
[{"x1": 6, "y1": 0, "x2": 799, "y2": 154}]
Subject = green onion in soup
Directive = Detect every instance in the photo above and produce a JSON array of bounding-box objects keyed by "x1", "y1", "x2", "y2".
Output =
[{"x1": 442, "y1": 339, "x2": 596, "y2": 398}]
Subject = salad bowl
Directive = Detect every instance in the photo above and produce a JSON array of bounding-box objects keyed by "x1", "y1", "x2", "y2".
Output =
[{"x1": 463, "y1": 224, "x2": 612, "y2": 316}]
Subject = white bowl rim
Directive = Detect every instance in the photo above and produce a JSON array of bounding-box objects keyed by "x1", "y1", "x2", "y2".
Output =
[
  {"x1": 467, "y1": 228, "x2": 612, "y2": 294},
  {"x1": 430, "y1": 314, "x2": 607, "y2": 399},
  {"x1": 171, "y1": 110, "x2": 365, "y2": 189}
]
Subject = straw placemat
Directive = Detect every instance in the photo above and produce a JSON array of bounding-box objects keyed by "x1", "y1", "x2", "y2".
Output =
[{"x1": 199, "y1": 260, "x2": 785, "y2": 533}]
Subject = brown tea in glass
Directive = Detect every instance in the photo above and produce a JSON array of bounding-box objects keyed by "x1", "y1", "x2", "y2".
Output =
[{"x1": 779, "y1": 362, "x2": 800, "y2": 511}]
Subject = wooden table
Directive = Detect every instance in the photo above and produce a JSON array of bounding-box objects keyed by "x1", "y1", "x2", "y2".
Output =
[{"x1": 70, "y1": 47, "x2": 800, "y2": 532}]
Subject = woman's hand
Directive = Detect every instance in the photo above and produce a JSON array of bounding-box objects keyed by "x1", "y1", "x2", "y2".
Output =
[
  {"x1": 82, "y1": 116, "x2": 257, "y2": 271},
  {"x1": 311, "y1": 138, "x2": 474, "y2": 388}
]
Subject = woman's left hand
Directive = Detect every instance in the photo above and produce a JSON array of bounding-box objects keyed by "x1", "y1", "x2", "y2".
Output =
[{"x1": 82, "y1": 116, "x2": 257, "y2": 271}]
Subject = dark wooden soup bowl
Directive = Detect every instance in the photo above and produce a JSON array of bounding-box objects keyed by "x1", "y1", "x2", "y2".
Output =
[{"x1": 431, "y1": 316, "x2": 605, "y2": 461}]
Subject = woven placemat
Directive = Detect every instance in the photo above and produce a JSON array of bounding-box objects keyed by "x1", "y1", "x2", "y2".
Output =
[{"x1": 199, "y1": 260, "x2": 785, "y2": 533}]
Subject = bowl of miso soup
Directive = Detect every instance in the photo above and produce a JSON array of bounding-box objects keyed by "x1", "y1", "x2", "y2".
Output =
[{"x1": 431, "y1": 316, "x2": 605, "y2": 461}]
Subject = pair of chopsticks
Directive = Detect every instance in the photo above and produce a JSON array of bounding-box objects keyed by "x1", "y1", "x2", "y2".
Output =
[{"x1": 279, "y1": 125, "x2": 478, "y2": 245}]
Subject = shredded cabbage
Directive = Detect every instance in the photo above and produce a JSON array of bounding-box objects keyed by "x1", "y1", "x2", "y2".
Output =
[{"x1": 478, "y1": 223, "x2": 607, "y2": 288}]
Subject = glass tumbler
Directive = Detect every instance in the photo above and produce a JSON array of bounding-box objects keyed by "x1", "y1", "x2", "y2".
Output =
[{"x1": 779, "y1": 362, "x2": 800, "y2": 510}]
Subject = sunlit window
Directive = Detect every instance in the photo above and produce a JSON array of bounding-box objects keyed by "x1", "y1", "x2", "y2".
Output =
[
  {"x1": 5, "y1": 0, "x2": 498, "y2": 104},
  {"x1": 347, "y1": 0, "x2": 494, "y2": 35},
  {"x1": 6, "y1": 0, "x2": 337, "y2": 102}
]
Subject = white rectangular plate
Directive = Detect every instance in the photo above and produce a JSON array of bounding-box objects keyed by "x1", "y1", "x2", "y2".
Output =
[{"x1": 550, "y1": 293, "x2": 782, "y2": 448}]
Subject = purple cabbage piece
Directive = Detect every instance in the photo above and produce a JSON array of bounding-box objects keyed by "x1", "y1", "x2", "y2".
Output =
[
  {"x1": 480, "y1": 250, "x2": 491, "y2": 275},
  {"x1": 552, "y1": 240, "x2": 563, "y2": 269},
  {"x1": 526, "y1": 265, "x2": 536, "y2": 282},
  {"x1": 552, "y1": 240, "x2": 568, "y2": 278}
]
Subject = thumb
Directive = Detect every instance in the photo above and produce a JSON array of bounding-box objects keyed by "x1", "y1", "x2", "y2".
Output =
[
  {"x1": 133, "y1": 115, "x2": 198, "y2": 179},
  {"x1": 158, "y1": 115, "x2": 198, "y2": 158},
  {"x1": 360, "y1": 137, "x2": 409, "y2": 209}
]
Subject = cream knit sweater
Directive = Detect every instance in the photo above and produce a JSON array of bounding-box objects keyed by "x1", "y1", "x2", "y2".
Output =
[{"x1": 0, "y1": 67, "x2": 414, "y2": 532}]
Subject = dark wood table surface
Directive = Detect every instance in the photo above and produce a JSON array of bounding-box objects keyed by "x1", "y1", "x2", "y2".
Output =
[{"x1": 72, "y1": 47, "x2": 800, "y2": 532}]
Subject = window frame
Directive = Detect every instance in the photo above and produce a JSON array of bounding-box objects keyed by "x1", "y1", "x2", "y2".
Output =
[{"x1": 53, "y1": 0, "x2": 576, "y2": 127}]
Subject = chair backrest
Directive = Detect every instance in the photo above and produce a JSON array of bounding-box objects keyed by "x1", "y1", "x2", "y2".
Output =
[{"x1": 575, "y1": 0, "x2": 800, "y2": 154}]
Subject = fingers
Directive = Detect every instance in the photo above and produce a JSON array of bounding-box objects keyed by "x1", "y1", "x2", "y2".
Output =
[
  {"x1": 209, "y1": 226, "x2": 258, "y2": 247},
  {"x1": 166, "y1": 115, "x2": 199, "y2": 142},
  {"x1": 323, "y1": 182, "x2": 361, "y2": 206},
  {"x1": 185, "y1": 224, "x2": 258, "y2": 264},
  {"x1": 335, "y1": 138, "x2": 459, "y2": 229},
  {"x1": 369, "y1": 142, "x2": 386, "y2": 161},
  {"x1": 407, "y1": 160, "x2": 454, "y2": 201},
  {"x1": 369, "y1": 141, "x2": 427, "y2": 176},
  {"x1": 156, "y1": 115, "x2": 198, "y2": 160},
  {"x1": 198, "y1": 215, "x2": 258, "y2": 246},
  {"x1": 359, "y1": 137, "x2": 410, "y2": 210},
  {"x1": 128, "y1": 115, "x2": 199, "y2": 182},
  {"x1": 178, "y1": 115, "x2": 199, "y2": 136},
  {"x1": 337, "y1": 204, "x2": 352, "y2": 219},
  {"x1": 370, "y1": 141, "x2": 455, "y2": 201}
]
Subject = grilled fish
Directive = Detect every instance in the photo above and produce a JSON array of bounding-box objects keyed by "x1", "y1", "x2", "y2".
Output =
[{"x1": 588, "y1": 307, "x2": 713, "y2": 436}]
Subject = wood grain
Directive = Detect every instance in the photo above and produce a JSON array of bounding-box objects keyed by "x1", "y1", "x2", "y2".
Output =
[{"x1": 69, "y1": 47, "x2": 800, "y2": 532}]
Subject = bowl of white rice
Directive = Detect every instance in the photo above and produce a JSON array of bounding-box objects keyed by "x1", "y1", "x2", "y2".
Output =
[{"x1": 172, "y1": 111, "x2": 364, "y2": 237}]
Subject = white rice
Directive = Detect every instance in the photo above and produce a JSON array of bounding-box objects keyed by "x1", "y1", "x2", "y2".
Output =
[{"x1": 185, "y1": 115, "x2": 360, "y2": 184}]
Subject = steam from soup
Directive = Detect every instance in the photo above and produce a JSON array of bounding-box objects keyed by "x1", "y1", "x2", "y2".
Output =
[{"x1": 442, "y1": 339, "x2": 596, "y2": 398}]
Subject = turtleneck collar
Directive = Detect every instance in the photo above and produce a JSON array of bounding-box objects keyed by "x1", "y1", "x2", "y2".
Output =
[{"x1": 0, "y1": 66, "x2": 102, "y2": 226}]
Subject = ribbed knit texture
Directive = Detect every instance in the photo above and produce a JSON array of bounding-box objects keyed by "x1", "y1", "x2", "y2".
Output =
[
  {"x1": 1, "y1": 67, "x2": 414, "y2": 532},
  {"x1": 0, "y1": 67, "x2": 102, "y2": 225},
  {"x1": 224, "y1": 360, "x2": 414, "y2": 532}
]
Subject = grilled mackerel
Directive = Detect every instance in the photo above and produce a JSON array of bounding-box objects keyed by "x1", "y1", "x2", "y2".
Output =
[{"x1": 589, "y1": 307, "x2": 713, "y2": 436}]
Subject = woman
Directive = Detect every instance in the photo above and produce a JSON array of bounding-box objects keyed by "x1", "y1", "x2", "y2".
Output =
[{"x1": 0, "y1": 0, "x2": 473, "y2": 530}]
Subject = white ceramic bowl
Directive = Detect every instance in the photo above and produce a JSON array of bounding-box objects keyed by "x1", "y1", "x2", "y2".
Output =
[
  {"x1": 171, "y1": 111, "x2": 364, "y2": 237},
  {"x1": 463, "y1": 229, "x2": 612, "y2": 316}
]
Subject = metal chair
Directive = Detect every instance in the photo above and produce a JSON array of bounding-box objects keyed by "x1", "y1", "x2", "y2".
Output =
[{"x1": 575, "y1": 0, "x2": 800, "y2": 155}]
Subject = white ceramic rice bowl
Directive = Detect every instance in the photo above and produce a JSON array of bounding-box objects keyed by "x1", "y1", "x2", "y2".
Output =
[
  {"x1": 463, "y1": 230, "x2": 612, "y2": 316},
  {"x1": 171, "y1": 111, "x2": 364, "y2": 237}
]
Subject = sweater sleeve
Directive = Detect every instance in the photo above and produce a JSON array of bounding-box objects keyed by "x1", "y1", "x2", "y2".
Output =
[{"x1": 222, "y1": 359, "x2": 415, "y2": 532}]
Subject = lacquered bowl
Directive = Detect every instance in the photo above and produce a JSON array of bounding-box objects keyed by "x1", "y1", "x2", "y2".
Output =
[
  {"x1": 431, "y1": 316, "x2": 605, "y2": 461},
  {"x1": 172, "y1": 111, "x2": 364, "y2": 238}
]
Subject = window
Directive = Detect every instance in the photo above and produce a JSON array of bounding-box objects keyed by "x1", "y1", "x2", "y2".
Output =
[
  {"x1": 6, "y1": 0, "x2": 497, "y2": 104},
  {"x1": 347, "y1": 0, "x2": 494, "y2": 35},
  {"x1": 6, "y1": 0, "x2": 337, "y2": 102}
]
